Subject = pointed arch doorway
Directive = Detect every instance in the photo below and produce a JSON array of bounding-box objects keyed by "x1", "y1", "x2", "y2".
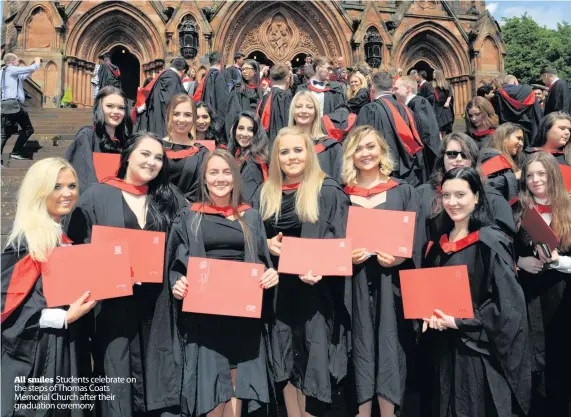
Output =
[{"x1": 109, "y1": 46, "x2": 140, "y2": 101}]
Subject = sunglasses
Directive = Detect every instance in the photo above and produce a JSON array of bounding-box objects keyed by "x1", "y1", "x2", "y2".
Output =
[{"x1": 445, "y1": 151, "x2": 468, "y2": 160}]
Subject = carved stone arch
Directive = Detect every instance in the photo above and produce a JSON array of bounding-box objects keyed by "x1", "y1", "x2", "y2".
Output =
[
  {"x1": 213, "y1": 1, "x2": 352, "y2": 65},
  {"x1": 478, "y1": 36, "x2": 501, "y2": 72},
  {"x1": 24, "y1": 6, "x2": 54, "y2": 50}
]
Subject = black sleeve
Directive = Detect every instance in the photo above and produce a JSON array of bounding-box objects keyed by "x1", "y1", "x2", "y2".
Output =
[
  {"x1": 65, "y1": 127, "x2": 98, "y2": 194},
  {"x1": 66, "y1": 188, "x2": 97, "y2": 244}
]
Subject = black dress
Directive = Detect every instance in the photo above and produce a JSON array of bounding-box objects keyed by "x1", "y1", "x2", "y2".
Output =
[
  {"x1": 314, "y1": 138, "x2": 343, "y2": 184},
  {"x1": 433, "y1": 87, "x2": 454, "y2": 134},
  {"x1": 162, "y1": 140, "x2": 208, "y2": 202},
  {"x1": 478, "y1": 148, "x2": 519, "y2": 201}
]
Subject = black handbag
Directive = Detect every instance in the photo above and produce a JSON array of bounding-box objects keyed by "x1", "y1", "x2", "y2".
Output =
[{"x1": 1, "y1": 67, "x2": 22, "y2": 114}]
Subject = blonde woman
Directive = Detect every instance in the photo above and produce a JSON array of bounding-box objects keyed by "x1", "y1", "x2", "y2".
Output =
[
  {"x1": 254, "y1": 127, "x2": 350, "y2": 417},
  {"x1": 2, "y1": 158, "x2": 95, "y2": 416},
  {"x1": 479, "y1": 122, "x2": 524, "y2": 201},
  {"x1": 163, "y1": 93, "x2": 208, "y2": 201},
  {"x1": 343, "y1": 126, "x2": 423, "y2": 417},
  {"x1": 347, "y1": 71, "x2": 368, "y2": 100},
  {"x1": 288, "y1": 90, "x2": 343, "y2": 182}
]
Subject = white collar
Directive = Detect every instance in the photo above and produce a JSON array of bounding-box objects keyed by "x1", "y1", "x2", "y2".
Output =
[
  {"x1": 419, "y1": 80, "x2": 426, "y2": 86},
  {"x1": 405, "y1": 94, "x2": 416, "y2": 105},
  {"x1": 551, "y1": 77, "x2": 560, "y2": 86},
  {"x1": 533, "y1": 196, "x2": 550, "y2": 205}
]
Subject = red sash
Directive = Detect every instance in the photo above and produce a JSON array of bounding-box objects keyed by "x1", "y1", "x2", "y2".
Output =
[
  {"x1": 165, "y1": 146, "x2": 200, "y2": 159},
  {"x1": 104, "y1": 178, "x2": 148, "y2": 195},
  {"x1": 508, "y1": 196, "x2": 520, "y2": 206},
  {"x1": 282, "y1": 182, "x2": 301, "y2": 191},
  {"x1": 258, "y1": 92, "x2": 272, "y2": 131},
  {"x1": 314, "y1": 143, "x2": 326, "y2": 154},
  {"x1": 344, "y1": 179, "x2": 398, "y2": 197},
  {"x1": 135, "y1": 71, "x2": 165, "y2": 109},
  {"x1": 190, "y1": 203, "x2": 251, "y2": 217},
  {"x1": 439, "y1": 231, "x2": 480, "y2": 253},
  {"x1": 322, "y1": 113, "x2": 357, "y2": 141},
  {"x1": 535, "y1": 203, "x2": 552, "y2": 214},
  {"x1": 473, "y1": 129, "x2": 495, "y2": 137},
  {"x1": 306, "y1": 83, "x2": 331, "y2": 93},
  {"x1": 381, "y1": 98, "x2": 423, "y2": 155},
  {"x1": 480, "y1": 154, "x2": 513, "y2": 177},
  {"x1": 106, "y1": 62, "x2": 121, "y2": 78},
  {"x1": 499, "y1": 88, "x2": 535, "y2": 110},
  {"x1": 192, "y1": 70, "x2": 211, "y2": 102},
  {"x1": 237, "y1": 149, "x2": 268, "y2": 182},
  {"x1": 434, "y1": 88, "x2": 440, "y2": 102}
]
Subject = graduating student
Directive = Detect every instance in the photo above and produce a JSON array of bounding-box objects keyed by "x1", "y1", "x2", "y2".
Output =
[
  {"x1": 1, "y1": 158, "x2": 95, "y2": 417},
  {"x1": 296, "y1": 56, "x2": 346, "y2": 116},
  {"x1": 527, "y1": 111, "x2": 571, "y2": 167},
  {"x1": 541, "y1": 66, "x2": 571, "y2": 116},
  {"x1": 465, "y1": 97, "x2": 499, "y2": 150},
  {"x1": 153, "y1": 149, "x2": 279, "y2": 417},
  {"x1": 192, "y1": 51, "x2": 230, "y2": 122},
  {"x1": 196, "y1": 101, "x2": 224, "y2": 145},
  {"x1": 417, "y1": 133, "x2": 516, "y2": 245},
  {"x1": 67, "y1": 132, "x2": 185, "y2": 417},
  {"x1": 289, "y1": 91, "x2": 343, "y2": 183},
  {"x1": 478, "y1": 122, "x2": 524, "y2": 201},
  {"x1": 432, "y1": 69, "x2": 455, "y2": 137},
  {"x1": 356, "y1": 71, "x2": 428, "y2": 187},
  {"x1": 253, "y1": 127, "x2": 351, "y2": 417},
  {"x1": 256, "y1": 64, "x2": 293, "y2": 148},
  {"x1": 65, "y1": 86, "x2": 132, "y2": 193},
  {"x1": 422, "y1": 167, "x2": 530, "y2": 417},
  {"x1": 321, "y1": 104, "x2": 358, "y2": 143},
  {"x1": 227, "y1": 112, "x2": 270, "y2": 205},
  {"x1": 347, "y1": 71, "x2": 367, "y2": 101},
  {"x1": 343, "y1": 126, "x2": 423, "y2": 417},
  {"x1": 414, "y1": 70, "x2": 435, "y2": 106},
  {"x1": 135, "y1": 56, "x2": 188, "y2": 138},
  {"x1": 223, "y1": 51, "x2": 245, "y2": 89},
  {"x1": 225, "y1": 59, "x2": 263, "y2": 138},
  {"x1": 532, "y1": 85, "x2": 547, "y2": 116},
  {"x1": 394, "y1": 75, "x2": 441, "y2": 171},
  {"x1": 162, "y1": 94, "x2": 208, "y2": 201},
  {"x1": 490, "y1": 75, "x2": 541, "y2": 146},
  {"x1": 511, "y1": 152, "x2": 571, "y2": 417},
  {"x1": 96, "y1": 53, "x2": 121, "y2": 90}
]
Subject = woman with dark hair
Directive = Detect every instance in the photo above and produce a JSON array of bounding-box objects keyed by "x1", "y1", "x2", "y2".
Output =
[
  {"x1": 227, "y1": 111, "x2": 270, "y2": 204},
  {"x1": 511, "y1": 152, "x2": 571, "y2": 416},
  {"x1": 465, "y1": 97, "x2": 499, "y2": 150},
  {"x1": 67, "y1": 131, "x2": 186, "y2": 417},
  {"x1": 421, "y1": 167, "x2": 530, "y2": 417},
  {"x1": 147, "y1": 149, "x2": 279, "y2": 417},
  {"x1": 432, "y1": 69, "x2": 455, "y2": 137},
  {"x1": 65, "y1": 86, "x2": 133, "y2": 192},
  {"x1": 163, "y1": 94, "x2": 208, "y2": 202},
  {"x1": 479, "y1": 122, "x2": 525, "y2": 201},
  {"x1": 196, "y1": 101, "x2": 224, "y2": 145},
  {"x1": 417, "y1": 132, "x2": 516, "y2": 245},
  {"x1": 226, "y1": 59, "x2": 263, "y2": 138},
  {"x1": 527, "y1": 111, "x2": 571, "y2": 167}
]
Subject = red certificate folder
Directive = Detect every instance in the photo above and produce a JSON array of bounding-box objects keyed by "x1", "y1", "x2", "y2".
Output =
[
  {"x1": 93, "y1": 152, "x2": 120, "y2": 182},
  {"x1": 196, "y1": 140, "x2": 216, "y2": 151},
  {"x1": 41, "y1": 242, "x2": 133, "y2": 307},
  {"x1": 346, "y1": 207, "x2": 416, "y2": 258},
  {"x1": 182, "y1": 257, "x2": 264, "y2": 318},
  {"x1": 399, "y1": 265, "x2": 474, "y2": 319},
  {"x1": 91, "y1": 225, "x2": 166, "y2": 283},
  {"x1": 522, "y1": 207, "x2": 560, "y2": 251},
  {"x1": 278, "y1": 237, "x2": 352, "y2": 276}
]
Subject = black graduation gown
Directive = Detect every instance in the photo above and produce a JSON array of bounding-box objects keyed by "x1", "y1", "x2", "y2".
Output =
[
  {"x1": 98, "y1": 62, "x2": 121, "y2": 90},
  {"x1": 1, "y1": 245, "x2": 93, "y2": 417},
  {"x1": 146, "y1": 208, "x2": 277, "y2": 416},
  {"x1": 194, "y1": 68, "x2": 230, "y2": 121},
  {"x1": 252, "y1": 178, "x2": 352, "y2": 410},
  {"x1": 408, "y1": 95, "x2": 441, "y2": 171},
  {"x1": 422, "y1": 227, "x2": 531, "y2": 417},
  {"x1": 66, "y1": 184, "x2": 187, "y2": 417},
  {"x1": 314, "y1": 138, "x2": 343, "y2": 184},
  {"x1": 296, "y1": 81, "x2": 346, "y2": 116},
  {"x1": 544, "y1": 79, "x2": 571, "y2": 116},
  {"x1": 350, "y1": 181, "x2": 425, "y2": 412},
  {"x1": 491, "y1": 84, "x2": 541, "y2": 147},
  {"x1": 163, "y1": 141, "x2": 208, "y2": 202},
  {"x1": 478, "y1": 148, "x2": 519, "y2": 201},
  {"x1": 346, "y1": 88, "x2": 371, "y2": 115},
  {"x1": 418, "y1": 82, "x2": 435, "y2": 106},
  {"x1": 433, "y1": 87, "x2": 454, "y2": 132},
  {"x1": 512, "y1": 203, "x2": 571, "y2": 416},
  {"x1": 135, "y1": 70, "x2": 185, "y2": 138},
  {"x1": 469, "y1": 129, "x2": 495, "y2": 151},
  {"x1": 356, "y1": 96, "x2": 428, "y2": 187},
  {"x1": 524, "y1": 147, "x2": 570, "y2": 167},
  {"x1": 321, "y1": 106, "x2": 357, "y2": 142},
  {"x1": 416, "y1": 183, "x2": 517, "y2": 246},
  {"x1": 225, "y1": 85, "x2": 263, "y2": 138},
  {"x1": 65, "y1": 126, "x2": 121, "y2": 194},
  {"x1": 240, "y1": 157, "x2": 268, "y2": 206},
  {"x1": 258, "y1": 87, "x2": 292, "y2": 150}
]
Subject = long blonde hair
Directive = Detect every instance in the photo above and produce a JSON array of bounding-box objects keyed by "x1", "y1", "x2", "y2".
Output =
[
  {"x1": 6, "y1": 158, "x2": 78, "y2": 261},
  {"x1": 342, "y1": 125, "x2": 393, "y2": 185},
  {"x1": 260, "y1": 127, "x2": 326, "y2": 224},
  {"x1": 433, "y1": 69, "x2": 450, "y2": 91},
  {"x1": 288, "y1": 91, "x2": 326, "y2": 140},
  {"x1": 347, "y1": 72, "x2": 367, "y2": 100}
]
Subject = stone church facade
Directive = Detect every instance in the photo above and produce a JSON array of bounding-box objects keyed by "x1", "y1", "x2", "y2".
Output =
[{"x1": 1, "y1": 0, "x2": 505, "y2": 116}]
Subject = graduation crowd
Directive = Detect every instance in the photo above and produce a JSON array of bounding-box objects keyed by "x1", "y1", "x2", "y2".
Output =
[{"x1": 2, "y1": 50, "x2": 571, "y2": 417}]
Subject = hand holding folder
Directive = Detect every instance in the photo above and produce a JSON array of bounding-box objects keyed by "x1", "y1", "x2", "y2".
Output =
[
  {"x1": 521, "y1": 207, "x2": 560, "y2": 252},
  {"x1": 346, "y1": 207, "x2": 416, "y2": 258},
  {"x1": 278, "y1": 237, "x2": 352, "y2": 276},
  {"x1": 93, "y1": 153, "x2": 121, "y2": 182}
]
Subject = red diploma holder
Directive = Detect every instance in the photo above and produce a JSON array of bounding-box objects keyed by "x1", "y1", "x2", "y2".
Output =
[
  {"x1": 278, "y1": 237, "x2": 352, "y2": 276},
  {"x1": 196, "y1": 140, "x2": 216, "y2": 151},
  {"x1": 41, "y1": 242, "x2": 133, "y2": 307},
  {"x1": 346, "y1": 207, "x2": 416, "y2": 258},
  {"x1": 91, "y1": 225, "x2": 166, "y2": 283},
  {"x1": 399, "y1": 265, "x2": 474, "y2": 319},
  {"x1": 93, "y1": 153, "x2": 121, "y2": 182},
  {"x1": 559, "y1": 164, "x2": 571, "y2": 193},
  {"x1": 521, "y1": 207, "x2": 560, "y2": 252},
  {"x1": 182, "y1": 257, "x2": 264, "y2": 318}
]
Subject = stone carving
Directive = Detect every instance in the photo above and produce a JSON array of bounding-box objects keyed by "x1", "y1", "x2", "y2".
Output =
[
  {"x1": 416, "y1": 0, "x2": 438, "y2": 10},
  {"x1": 267, "y1": 13, "x2": 293, "y2": 58}
]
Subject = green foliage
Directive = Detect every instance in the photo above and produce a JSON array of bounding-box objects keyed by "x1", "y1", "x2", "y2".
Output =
[{"x1": 502, "y1": 14, "x2": 571, "y2": 84}]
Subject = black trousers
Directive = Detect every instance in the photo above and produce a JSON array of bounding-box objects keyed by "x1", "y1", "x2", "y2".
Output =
[{"x1": 1, "y1": 107, "x2": 34, "y2": 156}]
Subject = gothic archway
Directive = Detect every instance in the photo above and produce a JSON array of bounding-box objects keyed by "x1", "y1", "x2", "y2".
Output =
[
  {"x1": 214, "y1": 1, "x2": 352, "y2": 66},
  {"x1": 109, "y1": 46, "x2": 140, "y2": 101}
]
